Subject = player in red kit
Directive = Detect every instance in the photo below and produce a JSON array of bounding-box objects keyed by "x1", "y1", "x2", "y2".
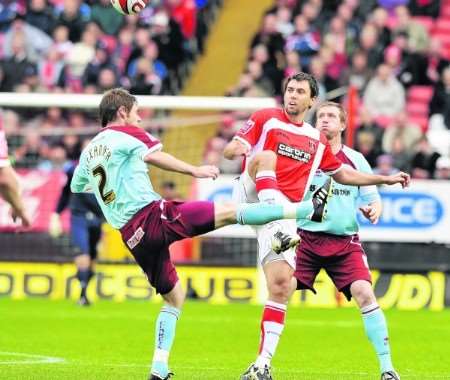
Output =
[{"x1": 224, "y1": 73, "x2": 409, "y2": 379}]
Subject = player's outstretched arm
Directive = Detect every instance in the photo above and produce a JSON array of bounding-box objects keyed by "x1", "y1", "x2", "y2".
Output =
[
  {"x1": 332, "y1": 166, "x2": 410, "y2": 188},
  {"x1": 223, "y1": 139, "x2": 248, "y2": 160},
  {"x1": 144, "y1": 151, "x2": 219, "y2": 179},
  {"x1": 0, "y1": 166, "x2": 30, "y2": 227}
]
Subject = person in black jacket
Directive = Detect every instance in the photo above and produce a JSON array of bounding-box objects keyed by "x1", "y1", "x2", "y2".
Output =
[{"x1": 49, "y1": 160, "x2": 104, "y2": 306}]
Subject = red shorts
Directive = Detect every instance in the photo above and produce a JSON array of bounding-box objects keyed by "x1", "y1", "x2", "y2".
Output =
[
  {"x1": 120, "y1": 200, "x2": 215, "y2": 294},
  {"x1": 294, "y1": 229, "x2": 372, "y2": 300}
]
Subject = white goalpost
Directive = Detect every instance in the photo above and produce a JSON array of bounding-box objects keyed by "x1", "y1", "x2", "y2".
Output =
[{"x1": 0, "y1": 92, "x2": 276, "y2": 111}]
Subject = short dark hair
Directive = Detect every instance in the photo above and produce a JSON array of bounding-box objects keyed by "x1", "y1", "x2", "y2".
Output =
[
  {"x1": 99, "y1": 88, "x2": 137, "y2": 128},
  {"x1": 283, "y1": 72, "x2": 319, "y2": 99}
]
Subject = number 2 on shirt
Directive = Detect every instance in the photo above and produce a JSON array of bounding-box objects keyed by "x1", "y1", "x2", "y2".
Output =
[{"x1": 93, "y1": 165, "x2": 116, "y2": 205}]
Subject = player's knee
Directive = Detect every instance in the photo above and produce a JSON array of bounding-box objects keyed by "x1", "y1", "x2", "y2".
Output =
[
  {"x1": 159, "y1": 281, "x2": 186, "y2": 309},
  {"x1": 214, "y1": 202, "x2": 237, "y2": 227},
  {"x1": 268, "y1": 276, "x2": 291, "y2": 301},
  {"x1": 351, "y1": 281, "x2": 376, "y2": 307},
  {"x1": 248, "y1": 150, "x2": 277, "y2": 178}
]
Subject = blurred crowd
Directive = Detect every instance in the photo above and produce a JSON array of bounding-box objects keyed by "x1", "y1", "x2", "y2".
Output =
[
  {"x1": 204, "y1": 0, "x2": 450, "y2": 180},
  {"x1": 0, "y1": 0, "x2": 221, "y2": 168}
]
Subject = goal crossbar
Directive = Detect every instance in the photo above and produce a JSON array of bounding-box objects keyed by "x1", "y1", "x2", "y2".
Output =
[{"x1": 0, "y1": 92, "x2": 277, "y2": 111}]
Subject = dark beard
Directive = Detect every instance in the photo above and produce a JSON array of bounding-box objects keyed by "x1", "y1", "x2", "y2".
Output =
[{"x1": 286, "y1": 109, "x2": 299, "y2": 116}]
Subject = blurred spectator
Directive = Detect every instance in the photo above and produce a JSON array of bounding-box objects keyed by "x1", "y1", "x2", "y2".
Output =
[
  {"x1": 61, "y1": 133, "x2": 81, "y2": 160},
  {"x1": 97, "y1": 67, "x2": 119, "y2": 92},
  {"x1": 382, "y1": 111, "x2": 422, "y2": 153},
  {"x1": 82, "y1": 44, "x2": 115, "y2": 87},
  {"x1": 435, "y1": 156, "x2": 450, "y2": 179},
  {"x1": 355, "y1": 130, "x2": 380, "y2": 167},
  {"x1": 308, "y1": 56, "x2": 328, "y2": 102},
  {"x1": 26, "y1": 0, "x2": 56, "y2": 37},
  {"x1": 340, "y1": 49, "x2": 372, "y2": 92},
  {"x1": 22, "y1": 63, "x2": 44, "y2": 92},
  {"x1": 27, "y1": 107, "x2": 67, "y2": 139},
  {"x1": 167, "y1": 0, "x2": 197, "y2": 40},
  {"x1": 429, "y1": 67, "x2": 450, "y2": 130},
  {"x1": 390, "y1": 134, "x2": 412, "y2": 171},
  {"x1": 337, "y1": 2, "x2": 360, "y2": 39},
  {"x1": 409, "y1": 0, "x2": 440, "y2": 18},
  {"x1": 150, "y1": 11, "x2": 186, "y2": 72},
  {"x1": 383, "y1": 44, "x2": 415, "y2": 88},
  {"x1": 226, "y1": 73, "x2": 255, "y2": 97},
  {"x1": 301, "y1": 0, "x2": 326, "y2": 32},
  {"x1": 55, "y1": 0, "x2": 88, "y2": 43},
  {"x1": 285, "y1": 14, "x2": 320, "y2": 68},
  {"x1": 325, "y1": 16, "x2": 350, "y2": 56},
  {"x1": 246, "y1": 60, "x2": 274, "y2": 96},
  {"x1": 410, "y1": 136, "x2": 441, "y2": 179},
  {"x1": 38, "y1": 143, "x2": 68, "y2": 171},
  {"x1": 251, "y1": 13, "x2": 285, "y2": 69},
  {"x1": 3, "y1": 13, "x2": 52, "y2": 62},
  {"x1": 2, "y1": 109, "x2": 22, "y2": 149},
  {"x1": 59, "y1": 28, "x2": 96, "y2": 91},
  {"x1": 52, "y1": 24, "x2": 73, "y2": 58},
  {"x1": 14, "y1": 130, "x2": 48, "y2": 168},
  {"x1": 113, "y1": 25, "x2": 134, "y2": 75},
  {"x1": 0, "y1": 31, "x2": 37, "y2": 92},
  {"x1": 373, "y1": 153, "x2": 399, "y2": 175},
  {"x1": 142, "y1": 40, "x2": 168, "y2": 81},
  {"x1": 393, "y1": 5, "x2": 429, "y2": 54},
  {"x1": 275, "y1": 6, "x2": 294, "y2": 37},
  {"x1": 358, "y1": 23, "x2": 384, "y2": 69},
  {"x1": 39, "y1": 48, "x2": 65, "y2": 90},
  {"x1": 319, "y1": 34, "x2": 348, "y2": 84},
  {"x1": 284, "y1": 50, "x2": 302, "y2": 78},
  {"x1": 415, "y1": 38, "x2": 450, "y2": 86},
  {"x1": 363, "y1": 63, "x2": 405, "y2": 122},
  {"x1": 129, "y1": 58, "x2": 162, "y2": 95},
  {"x1": 0, "y1": 1, "x2": 22, "y2": 32},
  {"x1": 251, "y1": 44, "x2": 283, "y2": 96},
  {"x1": 369, "y1": 7, "x2": 391, "y2": 49},
  {"x1": 356, "y1": 106, "x2": 384, "y2": 153}
]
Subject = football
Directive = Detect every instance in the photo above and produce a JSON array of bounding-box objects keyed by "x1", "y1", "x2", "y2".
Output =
[{"x1": 110, "y1": 0, "x2": 149, "y2": 15}]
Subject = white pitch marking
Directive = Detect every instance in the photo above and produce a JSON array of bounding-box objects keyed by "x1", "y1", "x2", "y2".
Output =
[{"x1": 0, "y1": 351, "x2": 66, "y2": 365}]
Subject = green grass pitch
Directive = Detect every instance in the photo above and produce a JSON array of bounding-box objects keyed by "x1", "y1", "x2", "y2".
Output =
[{"x1": 2, "y1": 299, "x2": 450, "y2": 380}]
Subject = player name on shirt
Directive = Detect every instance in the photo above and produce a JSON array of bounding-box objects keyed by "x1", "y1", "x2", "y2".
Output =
[
  {"x1": 310, "y1": 183, "x2": 351, "y2": 197},
  {"x1": 86, "y1": 144, "x2": 112, "y2": 164}
]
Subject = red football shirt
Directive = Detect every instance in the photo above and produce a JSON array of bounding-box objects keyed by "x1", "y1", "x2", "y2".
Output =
[{"x1": 234, "y1": 108, "x2": 342, "y2": 201}]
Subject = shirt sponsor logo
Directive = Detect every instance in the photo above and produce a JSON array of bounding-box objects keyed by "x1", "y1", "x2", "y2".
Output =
[
  {"x1": 127, "y1": 227, "x2": 145, "y2": 249},
  {"x1": 277, "y1": 143, "x2": 311, "y2": 163}
]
